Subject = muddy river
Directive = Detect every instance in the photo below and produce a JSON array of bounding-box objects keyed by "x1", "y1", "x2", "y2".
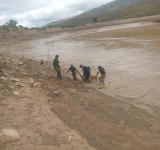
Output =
[{"x1": 3, "y1": 22, "x2": 160, "y2": 113}]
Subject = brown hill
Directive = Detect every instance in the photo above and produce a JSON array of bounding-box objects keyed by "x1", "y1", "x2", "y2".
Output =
[{"x1": 46, "y1": 0, "x2": 160, "y2": 27}]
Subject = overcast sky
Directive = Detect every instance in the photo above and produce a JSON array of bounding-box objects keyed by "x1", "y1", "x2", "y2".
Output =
[{"x1": 0, "y1": 0, "x2": 114, "y2": 27}]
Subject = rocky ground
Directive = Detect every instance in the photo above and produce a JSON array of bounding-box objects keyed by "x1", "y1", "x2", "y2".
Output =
[{"x1": 1, "y1": 54, "x2": 160, "y2": 150}]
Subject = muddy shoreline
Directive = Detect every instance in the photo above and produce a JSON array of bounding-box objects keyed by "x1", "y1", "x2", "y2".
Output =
[{"x1": 1, "y1": 54, "x2": 160, "y2": 150}]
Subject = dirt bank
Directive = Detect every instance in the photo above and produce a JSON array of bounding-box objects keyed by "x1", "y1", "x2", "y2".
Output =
[{"x1": 1, "y1": 54, "x2": 160, "y2": 150}]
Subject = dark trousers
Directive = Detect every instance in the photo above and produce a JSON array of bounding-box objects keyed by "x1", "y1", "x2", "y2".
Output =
[
  {"x1": 85, "y1": 72, "x2": 91, "y2": 82},
  {"x1": 56, "y1": 68, "x2": 62, "y2": 79}
]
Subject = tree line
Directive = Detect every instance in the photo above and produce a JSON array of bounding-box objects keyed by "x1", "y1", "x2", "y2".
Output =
[{"x1": 0, "y1": 20, "x2": 47, "y2": 32}]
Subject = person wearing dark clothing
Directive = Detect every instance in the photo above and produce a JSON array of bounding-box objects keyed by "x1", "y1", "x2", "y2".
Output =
[
  {"x1": 80, "y1": 65, "x2": 91, "y2": 83},
  {"x1": 53, "y1": 55, "x2": 62, "y2": 79},
  {"x1": 40, "y1": 60, "x2": 43, "y2": 65},
  {"x1": 67, "y1": 65, "x2": 79, "y2": 81},
  {"x1": 97, "y1": 66, "x2": 106, "y2": 84}
]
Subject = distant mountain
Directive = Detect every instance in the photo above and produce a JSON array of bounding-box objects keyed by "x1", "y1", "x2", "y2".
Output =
[{"x1": 46, "y1": 0, "x2": 160, "y2": 27}]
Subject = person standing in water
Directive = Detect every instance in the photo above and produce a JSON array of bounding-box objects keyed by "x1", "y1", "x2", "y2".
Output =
[
  {"x1": 80, "y1": 64, "x2": 91, "y2": 83},
  {"x1": 97, "y1": 66, "x2": 106, "y2": 85}
]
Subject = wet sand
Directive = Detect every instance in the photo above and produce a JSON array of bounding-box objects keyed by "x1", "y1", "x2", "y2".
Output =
[{"x1": 1, "y1": 20, "x2": 160, "y2": 116}]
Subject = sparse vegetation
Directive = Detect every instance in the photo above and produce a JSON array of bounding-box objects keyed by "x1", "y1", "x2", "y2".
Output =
[
  {"x1": 19, "y1": 25, "x2": 24, "y2": 28},
  {"x1": 93, "y1": 17, "x2": 97, "y2": 23},
  {"x1": 0, "y1": 25, "x2": 10, "y2": 32},
  {"x1": 38, "y1": 28, "x2": 46, "y2": 31},
  {"x1": 46, "y1": 0, "x2": 160, "y2": 27},
  {"x1": 24, "y1": 27, "x2": 29, "y2": 30},
  {"x1": 61, "y1": 25, "x2": 75, "y2": 28}
]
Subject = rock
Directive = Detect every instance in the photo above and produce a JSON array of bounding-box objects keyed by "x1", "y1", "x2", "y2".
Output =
[
  {"x1": 18, "y1": 62, "x2": 23, "y2": 66},
  {"x1": 80, "y1": 89, "x2": 85, "y2": 92},
  {"x1": 10, "y1": 78, "x2": 20, "y2": 82},
  {"x1": 13, "y1": 91, "x2": 20, "y2": 95},
  {"x1": 50, "y1": 102, "x2": 54, "y2": 105},
  {"x1": 0, "y1": 76, "x2": 8, "y2": 83},
  {"x1": 10, "y1": 86, "x2": 14, "y2": 89},
  {"x1": 34, "y1": 83, "x2": 41, "y2": 87},
  {"x1": 1, "y1": 76, "x2": 7, "y2": 81},
  {"x1": 70, "y1": 89, "x2": 77, "y2": 92},
  {"x1": 54, "y1": 91, "x2": 59, "y2": 94},
  {"x1": 0, "y1": 129, "x2": 20, "y2": 144},
  {"x1": 68, "y1": 136, "x2": 72, "y2": 142},
  {"x1": 15, "y1": 83, "x2": 24, "y2": 87},
  {"x1": 54, "y1": 91, "x2": 59, "y2": 96}
]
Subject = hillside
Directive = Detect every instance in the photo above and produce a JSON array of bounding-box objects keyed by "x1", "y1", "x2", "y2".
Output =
[{"x1": 46, "y1": 0, "x2": 160, "y2": 27}]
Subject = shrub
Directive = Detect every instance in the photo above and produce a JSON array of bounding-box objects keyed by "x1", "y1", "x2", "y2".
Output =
[
  {"x1": 1, "y1": 25, "x2": 10, "y2": 32},
  {"x1": 19, "y1": 25, "x2": 24, "y2": 28},
  {"x1": 93, "y1": 17, "x2": 97, "y2": 23},
  {"x1": 47, "y1": 25, "x2": 52, "y2": 28},
  {"x1": 24, "y1": 27, "x2": 29, "y2": 30}
]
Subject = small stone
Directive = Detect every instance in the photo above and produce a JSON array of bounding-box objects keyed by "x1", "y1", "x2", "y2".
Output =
[
  {"x1": 13, "y1": 91, "x2": 20, "y2": 95},
  {"x1": 18, "y1": 62, "x2": 23, "y2": 65},
  {"x1": 50, "y1": 102, "x2": 54, "y2": 105},
  {"x1": 34, "y1": 83, "x2": 40, "y2": 87},
  {"x1": 68, "y1": 136, "x2": 72, "y2": 142},
  {"x1": 1, "y1": 76, "x2": 7, "y2": 80},
  {"x1": 0, "y1": 129, "x2": 20, "y2": 144},
  {"x1": 15, "y1": 83, "x2": 24, "y2": 87},
  {"x1": 10, "y1": 78, "x2": 20, "y2": 82}
]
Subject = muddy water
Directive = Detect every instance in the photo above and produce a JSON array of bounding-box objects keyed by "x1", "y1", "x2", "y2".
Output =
[{"x1": 5, "y1": 22, "x2": 160, "y2": 113}]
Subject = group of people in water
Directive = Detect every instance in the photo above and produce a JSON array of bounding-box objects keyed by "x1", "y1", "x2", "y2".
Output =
[{"x1": 53, "y1": 55, "x2": 106, "y2": 84}]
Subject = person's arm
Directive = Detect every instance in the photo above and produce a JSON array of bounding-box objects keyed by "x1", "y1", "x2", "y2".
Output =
[
  {"x1": 53, "y1": 59, "x2": 55, "y2": 67},
  {"x1": 67, "y1": 68, "x2": 71, "y2": 73},
  {"x1": 57, "y1": 60, "x2": 60, "y2": 68},
  {"x1": 83, "y1": 67, "x2": 86, "y2": 77},
  {"x1": 75, "y1": 67, "x2": 79, "y2": 73},
  {"x1": 97, "y1": 70, "x2": 100, "y2": 76}
]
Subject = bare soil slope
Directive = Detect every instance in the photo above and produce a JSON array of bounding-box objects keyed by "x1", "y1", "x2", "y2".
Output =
[{"x1": 1, "y1": 54, "x2": 160, "y2": 150}]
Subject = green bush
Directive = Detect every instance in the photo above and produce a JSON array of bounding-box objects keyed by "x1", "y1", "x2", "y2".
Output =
[
  {"x1": 30, "y1": 27, "x2": 39, "y2": 30},
  {"x1": 93, "y1": 17, "x2": 97, "y2": 23},
  {"x1": 24, "y1": 27, "x2": 29, "y2": 30},
  {"x1": 1, "y1": 25, "x2": 10, "y2": 32},
  {"x1": 19, "y1": 25, "x2": 24, "y2": 28},
  {"x1": 37, "y1": 28, "x2": 46, "y2": 31},
  {"x1": 47, "y1": 25, "x2": 52, "y2": 28}
]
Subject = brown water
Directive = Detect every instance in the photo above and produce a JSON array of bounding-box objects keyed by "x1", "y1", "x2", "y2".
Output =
[{"x1": 3, "y1": 22, "x2": 160, "y2": 112}]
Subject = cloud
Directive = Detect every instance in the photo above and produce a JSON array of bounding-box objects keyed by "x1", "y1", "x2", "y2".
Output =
[{"x1": 0, "y1": 0, "x2": 114, "y2": 27}]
